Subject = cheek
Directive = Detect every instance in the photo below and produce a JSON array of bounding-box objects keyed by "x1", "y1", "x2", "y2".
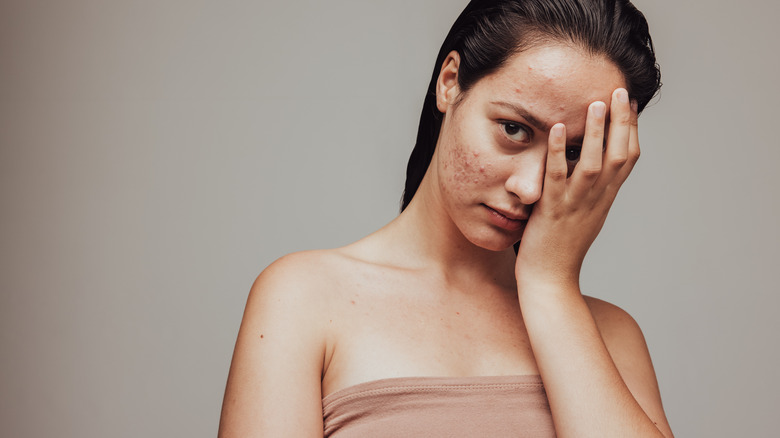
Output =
[{"x1": 440, "y1": 140, "x2": 495, "y2": 202}]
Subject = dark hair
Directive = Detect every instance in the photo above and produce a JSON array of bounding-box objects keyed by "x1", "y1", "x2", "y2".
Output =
[{"x1": 401, "y1": 0, "x2": 661, "y2": 211}]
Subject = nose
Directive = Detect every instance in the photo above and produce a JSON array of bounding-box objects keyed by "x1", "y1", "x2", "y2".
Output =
[{"x1": 504, "y1": 154, "x2": 545, "y2": 205}]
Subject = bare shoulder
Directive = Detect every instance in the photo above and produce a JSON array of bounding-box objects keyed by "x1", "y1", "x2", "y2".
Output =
[
  {"x1": 583, "y1": 295, "x2": 653, "y2": 380},
  {"x1": 218, "y1": 249, "x2": 351, "y2": 438},
  {"x1": 583, "y1": 296, "x2": 644, "y2": 344},
  {"x1": 583, "y1": 295, "x2": 674, "y2": 437},
  {"x1": 252, "y1": 250, "x2": 343, "y2": 299},
  {"x1": 248, "y1": 248, "x2": 363, "y2": 311}
]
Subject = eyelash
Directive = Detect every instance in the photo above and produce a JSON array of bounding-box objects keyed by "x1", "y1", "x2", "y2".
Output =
[
  {"x1": 499, "y1": 121, "x2": 583, "y2": 169},
  {"x1": 499, "y1": 121, "x2": 532, "y2": 143}
]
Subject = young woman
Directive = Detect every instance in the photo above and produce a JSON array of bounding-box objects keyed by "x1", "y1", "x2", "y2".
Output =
[{"x1": 219, "y1": 1, "x2": 673, "y2": 436}]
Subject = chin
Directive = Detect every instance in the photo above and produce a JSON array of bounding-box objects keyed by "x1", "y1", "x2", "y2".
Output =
[{"x1": 465, "y1": 227, "x2": 523, "y2": 252}]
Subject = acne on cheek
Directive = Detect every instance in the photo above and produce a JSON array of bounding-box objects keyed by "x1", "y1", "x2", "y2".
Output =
[{"x1": 442, "y1": 143, "x2": 493, "y2": 200}]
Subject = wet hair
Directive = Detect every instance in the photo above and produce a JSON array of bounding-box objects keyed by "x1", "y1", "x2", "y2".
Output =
[{"x1": 401, "y1": 0, "x2": 661, "y2": 211}]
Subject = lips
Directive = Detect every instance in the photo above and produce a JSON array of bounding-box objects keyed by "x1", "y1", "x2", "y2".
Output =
[
  {"x1": 483, "y1": 204, "x2": 528, "y2": 231},
  {"x1": 484, "y1": 204, "x2": 528, "y2": 221}
]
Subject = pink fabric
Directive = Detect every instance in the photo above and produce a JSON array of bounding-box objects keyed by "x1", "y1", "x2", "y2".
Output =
[{"x1": 322, "y1": 375, "x2": 556, "y2": 437}]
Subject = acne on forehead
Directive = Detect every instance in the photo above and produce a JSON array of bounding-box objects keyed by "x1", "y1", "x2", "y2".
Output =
[
  {"x1": 505, "y1": 45, "x2": 623, "y2": 87},
  {"x1": 484, "y1": 46, "x2": 624, "y2": 125}
]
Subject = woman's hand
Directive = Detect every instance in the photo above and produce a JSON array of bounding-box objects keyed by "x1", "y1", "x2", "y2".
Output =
[
  {"x1": 515, "y1": 87, "x2": 639, "y2": 290},
  {"x1": 512, "y1": 88, "x2": 671, "y2": 437}
]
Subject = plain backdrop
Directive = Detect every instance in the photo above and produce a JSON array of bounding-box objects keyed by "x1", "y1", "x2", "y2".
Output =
[{"x1": 1, "y1": 1, "x2": 778, "y2": 436}]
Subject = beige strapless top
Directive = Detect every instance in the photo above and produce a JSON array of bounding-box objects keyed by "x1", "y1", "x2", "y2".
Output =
[{"x1": 322, "y1": 375, "x2": 556, "y2": 437}]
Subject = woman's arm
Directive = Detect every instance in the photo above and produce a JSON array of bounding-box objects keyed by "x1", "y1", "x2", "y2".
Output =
[
  {"x1": 515, "y1": 88, "x2": 673, "y2": 437},
  {"x1": 218, "y1": 254, "x2": 327, "y2": 438}
]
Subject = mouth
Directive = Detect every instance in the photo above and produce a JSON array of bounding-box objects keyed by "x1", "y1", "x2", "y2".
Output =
[{"x1": 482, "y1": 204, "x2": 528, "y2": 231}]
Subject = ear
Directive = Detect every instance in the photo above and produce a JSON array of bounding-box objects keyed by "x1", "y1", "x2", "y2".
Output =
[{"x1": 436, "y1": 51, "x2": 461, "y2": 113}]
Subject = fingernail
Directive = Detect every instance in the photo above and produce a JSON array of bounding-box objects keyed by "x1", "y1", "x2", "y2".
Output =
[
  {"x1": 617, "y1": 88, "x2": 629, "y2": 103},
  {"x1": 552, "y1": 124, "x2": 564, "y2": 138},
  {"x1": 592, "y1": 102, "x2": 605, "y2": 118}
]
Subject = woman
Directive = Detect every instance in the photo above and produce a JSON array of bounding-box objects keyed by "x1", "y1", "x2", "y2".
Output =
[{"x1": 219, "y1": 0, "x2": 673, "y2": 436}]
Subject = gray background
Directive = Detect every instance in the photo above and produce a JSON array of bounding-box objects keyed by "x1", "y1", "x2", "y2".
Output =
[{"x1": 1, "y1": 1, "x2": 777, "y2": 436}]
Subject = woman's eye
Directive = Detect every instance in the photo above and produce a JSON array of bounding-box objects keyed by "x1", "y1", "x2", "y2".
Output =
[
  {"x1": 501, "y1": 122, "x2": 530, "y2": 143},
  {"x1": 565, "y1": 146, "x2": 581, "y2": 164}
]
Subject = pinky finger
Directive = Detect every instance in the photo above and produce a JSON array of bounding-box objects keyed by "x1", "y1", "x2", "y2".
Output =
[{"x1": 543, "y1": 123, "x2": 567, "y2": 201}]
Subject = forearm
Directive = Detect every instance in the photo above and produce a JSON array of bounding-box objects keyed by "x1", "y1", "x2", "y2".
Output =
[{"x1": 517, "y1": 283, "x2": 666, "y2": 437}]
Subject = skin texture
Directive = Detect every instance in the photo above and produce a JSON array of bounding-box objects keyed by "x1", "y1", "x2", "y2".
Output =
[{"x1": 218, "y1": 44, "x2": 674, "y2": 438}]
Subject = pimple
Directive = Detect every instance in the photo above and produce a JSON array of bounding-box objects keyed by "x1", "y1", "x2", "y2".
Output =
[{"x1": 479, "y1": 166, "x2": 485, "y2": 174}]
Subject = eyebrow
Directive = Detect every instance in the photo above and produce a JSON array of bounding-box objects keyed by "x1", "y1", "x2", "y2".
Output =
[{"x1": 490, "y1": 100, "x2": 585, "y2": 145}]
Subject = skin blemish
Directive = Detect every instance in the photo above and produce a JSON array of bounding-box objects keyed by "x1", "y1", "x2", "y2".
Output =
[
  {"x1": 479, "y1": 166, "x2": 485, "y2": 174},
  {"x1": 260, "y1": 334, "x2": 264, "y2": 339},
  {"x1": 456, "y1": 312, "x2": 460, "y2": 316},
  {"x1": 351, "y1": 300, "x2": 356, "y2": 305}
]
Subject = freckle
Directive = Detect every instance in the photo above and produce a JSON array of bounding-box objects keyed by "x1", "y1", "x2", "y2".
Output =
[{"x1": 260, "y1": 334, "x2": 264, "y2": 339}]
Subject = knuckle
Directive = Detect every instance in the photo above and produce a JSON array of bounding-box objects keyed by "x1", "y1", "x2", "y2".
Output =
[
  {"x1": 587, "y1": 129, "x2": 604, "y2": 141},
  {"x1": 546, "y1": 167, "x2": 567, "y2": 180},
  {"x1": 608, "y1": 154, "x2": 628, "y2": 167},
  {"x1": 579, "y1": 165, "x2": 601, "y2": 177}
]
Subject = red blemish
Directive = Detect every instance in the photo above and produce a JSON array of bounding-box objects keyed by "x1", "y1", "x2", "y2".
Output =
[
  {"x1": 456, "y1": 312, "x2": 460, "y2": 315},
  {"x1": 260, "y1": 334, "x2": 264, "y2": 339},
  {"x1": 351, "y1": 300, "x2": 356, "y2": 305}
]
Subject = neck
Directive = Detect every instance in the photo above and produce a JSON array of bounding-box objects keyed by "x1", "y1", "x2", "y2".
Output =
[{"x1": 375, "y1": 172, "x2": 517, "y2": 290}]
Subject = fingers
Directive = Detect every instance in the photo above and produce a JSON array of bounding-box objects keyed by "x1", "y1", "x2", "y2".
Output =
[
  {"x1": 614, "y1": 99, "x2": 640, "y2": 183},
  {"x1": 543, "y1": 123, "x2": 567, "y2": 201},
  {"x1": 569, "y1": 100, "x2": 606, "y2": 199},
  {"x1": 595, "y1": 88, "x2": 632, "y2": 189}
]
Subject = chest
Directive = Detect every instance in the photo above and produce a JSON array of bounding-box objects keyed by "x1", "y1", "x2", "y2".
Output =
[{"x1": 321, "y1": 276, "x2": 540, "y2": 397}]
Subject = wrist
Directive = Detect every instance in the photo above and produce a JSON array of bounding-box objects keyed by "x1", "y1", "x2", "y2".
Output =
[{"x1": 515, "y1": 269, "x2": 581, "y2": 300}]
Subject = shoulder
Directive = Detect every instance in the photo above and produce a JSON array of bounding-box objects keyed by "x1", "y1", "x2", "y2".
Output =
[
  {"x1": 250, "y1": 249, "x2": 353, "y2": 302},
  {"x1": 219, "y1": 249, "x2": 352, "y2": 436},
  {"x1": 241, "y1": 249, "x2": 348, "y2": 352},
  {"x1": 583, "y1": 295, "x2": 650, "y2": 364},
  {"x1": 583, "y1": 295, "x2": 674, "y2": 436},
  {"x1": 583, "y1": 296, "x2": 643, "y2": 340}
]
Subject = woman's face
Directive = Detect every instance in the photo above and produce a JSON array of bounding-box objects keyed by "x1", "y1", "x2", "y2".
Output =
[{"x1": 433, "y1": 44, "x2": 626, "y2": 251}]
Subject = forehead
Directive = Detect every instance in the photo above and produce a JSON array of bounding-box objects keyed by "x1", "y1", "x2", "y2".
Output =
[{"x1": 474, "y1": 44, "x2": 626, "y2": 132}]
